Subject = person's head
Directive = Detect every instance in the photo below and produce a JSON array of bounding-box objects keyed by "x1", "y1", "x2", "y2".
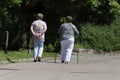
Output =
[
  {"x1": 36, "y1": 13, "x2": 44, "y2": 20},
  {"x1": 66, "y1": 16, "x2": 73, "y2": 23}
]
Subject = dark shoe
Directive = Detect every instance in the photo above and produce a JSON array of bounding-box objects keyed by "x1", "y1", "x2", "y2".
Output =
[
  {"x1": 65, "y1": 61, "x2": 68, "y2": 64},
  {"x1": 38, "y1": 57, "x2": 41, "y2": 62},
  {"x1": 34, "y1": 60, "x2": 37, "y2": 62},
  {"x1": 61, "y1": 60, "x2": 64, "y2": 63}
]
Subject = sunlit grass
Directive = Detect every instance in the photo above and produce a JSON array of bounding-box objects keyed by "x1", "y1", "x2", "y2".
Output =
[{"x1": 0, "y1": 50, "x2": 59, "y2": 63}]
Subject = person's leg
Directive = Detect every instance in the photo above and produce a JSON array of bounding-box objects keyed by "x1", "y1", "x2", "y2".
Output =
[
  {"x1": 64, "y1": 38, "x2": 74, "y2": 63},
  {"x1": 33, "y1": 40, "x2": 38, "y2": 62},
  {"x1": 38, "y1": 41, "x2": 44, "y2": 61},
  {"x1": 60, "y1": 40, "x2": 66, "y2": 63}
]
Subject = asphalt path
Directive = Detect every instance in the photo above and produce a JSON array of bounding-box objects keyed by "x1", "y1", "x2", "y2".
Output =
[{"x1": 0, "y1": 54, "x2": 120, "y2": 80}]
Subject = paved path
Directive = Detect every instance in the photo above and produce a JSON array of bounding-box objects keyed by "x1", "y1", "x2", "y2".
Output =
[{"x1": 0, "y1": 54, "x2": 120, "y2": 80}]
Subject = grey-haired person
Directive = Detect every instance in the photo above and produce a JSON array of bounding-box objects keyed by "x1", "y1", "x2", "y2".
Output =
[
  {"x1": 58, "y1": 16, "x2": 79, "y2": 64},
  {"x1": 30, "y1": 13, "x2": 47, "y2": 62}
]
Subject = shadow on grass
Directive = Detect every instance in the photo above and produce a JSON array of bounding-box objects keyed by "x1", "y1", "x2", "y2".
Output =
[{"x1": 6, "y1": 58, "x2": 15, "y2": 63}]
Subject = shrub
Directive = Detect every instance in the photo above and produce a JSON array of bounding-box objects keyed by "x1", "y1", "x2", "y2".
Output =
[
  {"x1": 44, "y1": 44, "x2": 54, "y2": 52},
  {"x1": 80, "y1": 22, "x2": 120, "y2": 52}
]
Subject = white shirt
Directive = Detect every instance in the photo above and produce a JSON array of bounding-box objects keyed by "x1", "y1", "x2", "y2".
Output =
[{"x1": 31, "y1": 20, "x2": 47, "y2": 42}]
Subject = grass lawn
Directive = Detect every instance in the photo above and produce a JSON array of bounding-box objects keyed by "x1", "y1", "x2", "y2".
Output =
[{"x1": 0, "y1": 50, "x2": 59, "y2": 64}]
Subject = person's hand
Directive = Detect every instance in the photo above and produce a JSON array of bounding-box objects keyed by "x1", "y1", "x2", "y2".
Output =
[
  {"x1": 33, "y1": 32, "x2": 43, "y2": 38},
  {"x1": 38, "y1": 32, "x2": 43, "y2": 37},
  {"x1": 34, "y1": 34, "x2": 40, "y2": 39}
]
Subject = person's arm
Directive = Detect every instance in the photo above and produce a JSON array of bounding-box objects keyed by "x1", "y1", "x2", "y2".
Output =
[
  {"x1": 30, "y1": 25, "x2": 35, "y2": 35},
  {"x1": 39, "y1": 22, "x2": 47, "y2": 37},
  {"x1": 72, "y1": 25, "x2": 79, "y2": 35},
  {"x1": 30, "y1": 24, "x2": 40, "y2": 38}
]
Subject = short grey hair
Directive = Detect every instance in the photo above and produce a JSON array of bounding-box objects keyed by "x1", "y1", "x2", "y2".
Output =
[{"x1": 36, "y1": 13, "x2": 44, "y2": 20}]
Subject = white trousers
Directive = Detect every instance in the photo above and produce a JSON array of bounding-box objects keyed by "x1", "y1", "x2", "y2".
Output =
[{"x1": 60, "y1": 38, "x2": 74, "y2": 62}]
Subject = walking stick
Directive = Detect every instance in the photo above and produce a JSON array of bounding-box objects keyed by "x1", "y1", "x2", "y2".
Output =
[{"x1": 75, "y1": 36, "x2": 80, "y2": 64}]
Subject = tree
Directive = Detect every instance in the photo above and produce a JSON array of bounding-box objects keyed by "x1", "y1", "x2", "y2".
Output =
[
  {"x1": 0, "y1": 0, "x2": 120, "y2": 50},
  {"x1": 87, "y1": 0, "x2": 120, "y2": 24}
]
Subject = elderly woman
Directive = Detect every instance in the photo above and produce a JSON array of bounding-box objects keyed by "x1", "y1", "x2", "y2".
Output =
[
  {"x1": 58, "y1": 16, "x2": 79, "y2": 64},
  {"x1": 30, "y1": 13, "x2": 47, "y2": 62}
]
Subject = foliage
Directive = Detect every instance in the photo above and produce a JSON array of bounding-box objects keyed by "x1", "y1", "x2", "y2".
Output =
[
  {"x1": 80, "y1": 18, "x2": 120, "y2": 52},
  {"x1": 87, "y1": 0, "x2": 120, "y2": 24},
  {"x1": 0, "y1": 0, "x2": 25, "y2": 50},
  {"x1": 0, "y1": 0, "x2": 120, "y2": 51},
  {"x1": 44, "y1": 39, "x2": 60, "y2": 52},
  {"x1": 44, "y1": 44, "x2": 55, "y2": 52}
]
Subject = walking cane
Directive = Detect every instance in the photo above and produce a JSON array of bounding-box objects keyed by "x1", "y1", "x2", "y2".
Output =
[{"x1": 74, "y1": 36, "x2": 80, "y2": 64}]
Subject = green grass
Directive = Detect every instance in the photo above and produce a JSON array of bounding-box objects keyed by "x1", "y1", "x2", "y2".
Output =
[
  {"x1": 74, "y1": 44, "x2": 85, "y2": 49},
  {"x1": 0, "y1": 50, "x2": 32, "y2": 61},
  {"x1": 0, "y1": 50, "x2": 59, "y2": 63}
]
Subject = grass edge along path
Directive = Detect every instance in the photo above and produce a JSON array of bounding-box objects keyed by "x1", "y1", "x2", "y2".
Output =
[{"x1": 0, "y1": 50, "x2": 59, "y2": 64}]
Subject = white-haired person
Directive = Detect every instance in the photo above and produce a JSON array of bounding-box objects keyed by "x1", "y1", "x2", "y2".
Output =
[
  {"x1": 30, "y1": 13, "x2": 47, "y2": 62},
  {"x1": 58, "y1": 16, "x2": 79, "y2": 64}
]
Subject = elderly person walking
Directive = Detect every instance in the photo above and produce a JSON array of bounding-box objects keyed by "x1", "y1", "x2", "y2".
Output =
[
  {"x1": 30, "y1": 13, "x2": 47, "y2": 62},
  {"x1": 58, "y1": 16, "x2": 79, "y2": 64}
]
